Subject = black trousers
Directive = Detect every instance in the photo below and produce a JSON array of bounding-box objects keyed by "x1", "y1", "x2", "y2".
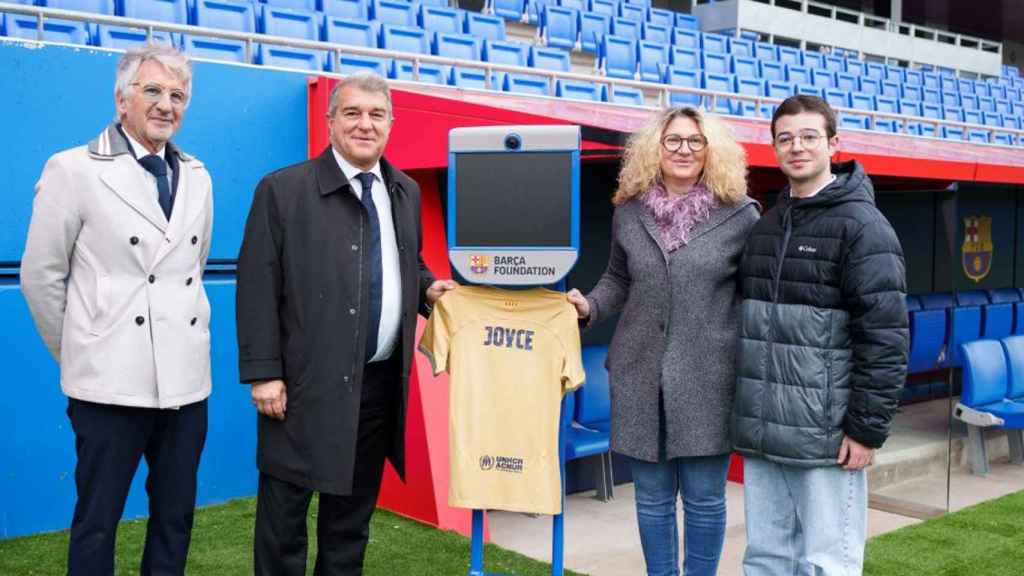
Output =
[
  {"x1": 66, "y1": 398, "x2": 208, "y2": 576},
  {"x1": 254, "y1": 360, "x2": 399, "y2": 576}
]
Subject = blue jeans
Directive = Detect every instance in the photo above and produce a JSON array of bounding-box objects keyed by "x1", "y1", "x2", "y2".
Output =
[
  {"x1": 630, "y1": 453, "x2": 731, "y2": 576},
  {"x1": 742, "y1": 456, "x2": 868, "y2": 576}
]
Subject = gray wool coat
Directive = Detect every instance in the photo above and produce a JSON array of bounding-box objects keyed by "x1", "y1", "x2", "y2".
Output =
[{"x1": 586, "y1": 195, "x2": 759, "y2": 462}]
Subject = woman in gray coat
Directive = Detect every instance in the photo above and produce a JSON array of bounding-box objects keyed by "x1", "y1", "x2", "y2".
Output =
[{"x1": 567, "y1": 107, "x2": 758, "y2": 576}]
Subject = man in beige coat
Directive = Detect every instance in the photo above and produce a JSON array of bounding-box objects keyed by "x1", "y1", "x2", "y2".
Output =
[{"x1": 20, "y1": 44, "x2": 212, "y2": 576}]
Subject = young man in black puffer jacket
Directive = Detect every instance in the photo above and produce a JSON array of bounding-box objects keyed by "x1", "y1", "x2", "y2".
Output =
[{"x1": 732, "y1": 95, "x2": 909, "y2": 575}]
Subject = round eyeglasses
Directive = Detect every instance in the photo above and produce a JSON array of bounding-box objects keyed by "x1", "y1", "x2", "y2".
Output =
[
  {"x1": 661, "y1": 134, "x2": 707, "y2": 154},
  {"x1": 774, "y1": 131, "x2": 825, "y2": 150}
]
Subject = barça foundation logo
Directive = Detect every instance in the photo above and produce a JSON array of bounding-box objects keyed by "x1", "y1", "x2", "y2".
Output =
[
  {"x1": 962, "y1": 216, "x2": 993, "y2": 283},
  {"x1": 470, "y1": 255, "x2": 489, "y2": 275}
]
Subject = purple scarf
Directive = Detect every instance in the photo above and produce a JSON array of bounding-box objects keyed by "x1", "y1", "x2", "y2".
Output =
[{"x1": 642, "y1": 182, "x2": 718, "y2": 253}]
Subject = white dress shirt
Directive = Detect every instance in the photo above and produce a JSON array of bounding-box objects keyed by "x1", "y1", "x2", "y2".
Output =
[{"x1": 333, "y1": 147, "x2": 403, "y2": 363}]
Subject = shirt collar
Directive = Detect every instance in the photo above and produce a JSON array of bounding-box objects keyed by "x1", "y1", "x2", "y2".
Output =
[
  {"x1": 798, "y1": 174, "x2": 838, "y2": 199},
  {"x1": 121, "y1": 126, "x2": 166, "y2": 160},
  {"x1": 332, "y1": 146, "x2": 383, "y2": 189}
]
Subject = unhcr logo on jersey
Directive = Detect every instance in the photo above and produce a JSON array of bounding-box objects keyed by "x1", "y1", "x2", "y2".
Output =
[{"x1": 479, "y1": 454, "x2": 525, "y2": 473}]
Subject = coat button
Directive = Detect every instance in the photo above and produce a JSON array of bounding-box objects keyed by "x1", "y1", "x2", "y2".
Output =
[
  {"x1": 186, "y1": 277, "x2": 193, "y2": 286},
  {"x1": 351, "y1": 244, "x2": 358, "y2": 251},
  {"x1": 349, "y1": 308, "x2": 357, "y2": 315},
  {"x1": 135, "y1": 316, "x2": 145, "y2": 325},
  {"x1": 191, "y1": 236, "x2": 198, "y2": 245},
  {"x1": 190, "y1": 317, "x2": 197, "y2": 326},
  {"x1": 148, "y1": 275, "x2": 155, "y2": 284},
  {"x1": 130, "y1": 236, "x2": 139, "y2": 246}
]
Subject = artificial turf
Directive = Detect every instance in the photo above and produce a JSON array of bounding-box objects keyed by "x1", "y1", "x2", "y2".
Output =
[{"x1": 0, "y1": 496, "x2": 585, "y2": 575}]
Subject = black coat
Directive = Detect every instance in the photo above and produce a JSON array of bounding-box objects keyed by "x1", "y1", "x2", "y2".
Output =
[
  {"x1": 732, "y1": 160, "x2": 908, "y2": 466},
  {"x1": 236, "y1": 147, "x2": 435, "y2": 494}
]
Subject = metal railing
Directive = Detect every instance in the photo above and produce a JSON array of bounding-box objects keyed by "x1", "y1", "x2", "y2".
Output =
[{"x1": 1, "y1": 3, "x2": 1022, "y2": 149}]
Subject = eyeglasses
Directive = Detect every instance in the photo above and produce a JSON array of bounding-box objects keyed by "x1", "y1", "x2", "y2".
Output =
[
  {"x1": 774, "y1": 131, "x2": 825, "y2": 150},
  {"x1": 132, "y1": 83, "x2": 188, "y2": 107},
  {"x1": 661, "y1": 134, "x2": 707, "y2": 154}
]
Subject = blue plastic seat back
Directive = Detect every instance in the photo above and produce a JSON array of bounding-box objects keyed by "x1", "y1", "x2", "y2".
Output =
[
  {"x1": 603, "y1": 35, "x2": 637, "y2": 80},
  {"x1": 670, "y1": 47, "x2": 700, "y2": 69},
  {"x1": 672, "y1": 28, "x2": 699, "y2": 50},
  {"x1": 899, "y1": 100, "x2": 922, "y2": 117},
  {"x1": 3, "y1": 14, "x2": 91, "y2": 44},
  {"x1": 492, "y1": 0, "x2": 525, "y2": 21},
  {"x1": 265, "y1": 0, "x2": 317, "y2": 11},
  {"x1": 880, "y1": 80, "x2": 900, "y2": 98},
  {"x1": 760, "y1": 61, "x2": 784, "y2": 82},
  {"x1": 906, "y1": 295, "x2": 922, "y2": 312},
  {"x1": 607, "y1": 85, "x2": 644, "y2": 106},
  {"x1": 420, "y1": 5, "x2": 462, "y2": 34},
  {"x1": 381, "y1": 24, "x2": 429, "y2": 54},
  {"x1": 42, "y1": 0, "x2": 114, "y2": 14},
  {"x1": 859, "y1": 76, "x2": 881, "y2": 95},
  {"x1": 823, "y1": 88, "x2": 849, "y2": 108},
  {"x1": 754, "y1": 42, "x2": 777, "y2": 62},
  {"x1": 321, "y1": 0, "x2": 369, "y2": 20},
  {"x1": 258, "y1": 44, "x2": 324, "y2": 71},
  {"x1": 530, "y1": 44, "x2": 570, "y2": 71},
  {"x1": 641, "y1": 21, "x2": 669, "y2": 44},
  {"x1": 946, "y1": 306, "x2": 983, "y2": 367},
  {"x1": 327, "y1": 53, "x2": 388, "y2": 75},
  {"x1": 811, "y1": 69, "x2": 835, "y2": 89},
  {"x1": 261, "y1": 6, "x2": 320, "y2": 41},
  {"x1": 482, "y1": 39, "x2": 527, "y2": 66},
  {"x1": 839, "y1": 114, "x2": 869, "y2": 129},
  {"x1": 914, "y1": 70, "x2": 932, "y2": 88},
  {"x1": 674, "y1": 12, "x2": 698, "y2": 30},
  {"x1": 96, "y1": 25, "x2": 177, "y2": 48},
  {"x1": 982, "y1": 111, "x2": 1002, "y2": 127},
  {"x1": 961, "y1": 94, "x2": 980, "y2": 111},
  {"x1": 940, "y1": 74, "x2": 957, "y2": 92},
  {"x1": 958, "y1": 78, "x2": 975, "y2": 94},
  {"x1": 960, "y1": 340, "x2": 1008, "y2": 407},
  {"x1": 701, "y1": 51, "x2": 729, "y2": 74},
  {"x1": 875, "y1": 95, "x2": 897, "y2": 114},
  {"x1": 701, "y1": 31, "x2": 727, "y2": 54},
  {"x1": 920, "y1": 293, "x2": 954, "y2": 310},
  {"x1": 778, "y1": 46, "x2": 801, "y2": 66},
  {"x1": 884, "y1": 65, "x2": 904, "y2": 83},
  {"x1": 637, "y1": 40, "x2": 667, "y2": 82},
  {"x1": 704, "y1": 72, "x2": 736, "y2": 113},
  {"x1": 610, "y1": 16, "x2": 639, "y2": 41},
  {"x1": 1002, "y1": 336, "x2": 1024, "y2": 400},
  {"x1": 124, "y1": 0, "x2": 188, "y2": 24},
  {"x1": 943, "y1": 105, "x2": 963, "y2": 122},
  {"x1": 728, "y1": 37, "x2": 753, "y2": 58},
  {"x1": 182, "y1": 35, "x2": 247, "y2": 62},
  {"x1": 434, "y1": 32, "x2": 480, "y2": 61},
  {"x1": 922, "y1": 88, "x2": 941, "y2": 104},
  {"x1": 664, "y1": 66, "x2": 700, "y2": 106},
  {"x1": 389, "y1": 60, "x2": 447, "y2": 85},
  {"x1": 736, "y1": 77, "x2": 765, "y2": 97},
  {"x1": 465, "y1": 12, "x2": 505, "y2": 42},
  {"x1": 803, "y1": 51, "x2": 824, "y2": 69},
  {"x1": 646, "y1": 6, "x2": 671, "y2": 27},
  {"x1": 618, "y1": 1, "x2": 645, "y2": 22},
  {"x1": 503, "y1": 72, "x2": 550, "y2": 96},
  {"x1": 795, "y1": 84, "x2": 821, "y2": 97},
  {"x1": 908, "y1": 308, "x2": 946, "y2": 373},
  {"x1": 941, "y1": 126, "x2": 964, "y2": 141},
  {"x1": 766, "y1": 80, "x2": 793, "y2": 99},
  {"x1": 865, "y1": 62, "x2": 885, "y2": 79},
  {"x1": 194, "y1": 0, "x2": 256, "y2": 33},
  {"x1": 372, "y1": 0, "x2": 418, "y2": 26},
  {"x1": 579, "y1": 11, "x2": 610, "y2": 53},
  {"x1": 589, "y1": 0, "x2": 616, "y2": 17},
  {"x1": 978, "y1": 97, "x2": 996, "y2": 113},
  {"x1": 957, "y1": 290, "x2": 989, "y2": 307},
  {"x1": 449, "y1": 66, "x2": 488, "y2": 89},
  {"x1": 577, "y1": 346, "x2": 611, "y2": 427},
  {"x1": 731, "y1": 55, "x2": 758, "y2": 79},
  {"x1": 542, "y1": 5, "x2": 578, "y2": 50},
  {"x1": 985, "y1": 303, "x2": 1014, "y2": 340},
  {"x1": 785, "y1": 64, "x2": 810, "y2": 85},
  {"x1": 845, "y1": 59, "x2": 865, "y2": 77},
  {"x1": 325, "y1": 17, "x2": 378, "y2": 47},
  {"x1": 850, "y1": 92, "x2": 874, "y2": 111},
  {"x1": 555, "y1": 79, "x2": 601, "y2": 102}
]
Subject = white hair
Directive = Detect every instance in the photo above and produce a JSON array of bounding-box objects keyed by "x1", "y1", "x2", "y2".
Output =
[
  {"x1": 327, "y1": 71, "x2": 393, "y2": 119},
  {"x1": 114, "y1": 44, "x2": 192, "y2": 120}
]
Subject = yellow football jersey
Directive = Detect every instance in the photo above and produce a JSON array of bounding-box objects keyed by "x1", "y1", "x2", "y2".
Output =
[{"x1": 419, "y1": 285, "x2": 585, "y2": 515}]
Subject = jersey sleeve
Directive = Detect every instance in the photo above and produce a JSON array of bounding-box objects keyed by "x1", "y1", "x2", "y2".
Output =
[
  {"x1": 418, "y1": 293, "x2": 454, "y2": 375},
  {"x1": 560, "y1": 307, "x2": 586, "y2": 392}
]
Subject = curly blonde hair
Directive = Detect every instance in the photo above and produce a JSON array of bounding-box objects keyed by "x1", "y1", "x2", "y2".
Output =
[{"x1": 613, "y1": 107, "x2": 749, "y2": 206}]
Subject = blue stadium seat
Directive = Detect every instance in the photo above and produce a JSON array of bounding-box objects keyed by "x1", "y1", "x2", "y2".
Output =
[
  {"x1": 530, "y1": 44, "x2": 569, "y2": 71},
  {"x1": 380, "y1": 23, "x2": 429, "y2": 55},
  {"x1": 647, "y1": 7, "x2": 672, "y2": 28},
  {"x1": 835, "y1": 72, "x2": 857, "y2": 92},
  {"x1": 325, "y1": 53, "x2": 388, "y2": 75},
  {"x1": 577, "y1": 346, "x2": 611, "y2": 435},
  {"x1": 123, "y1": 0, "x2": 188, "y2": 24},
  {"x1": 883, "y1": 65, "x2": 904, "y2": 84},
  {"x1": 265, "y1": 0, "x2": 317, "y2": 12},
  {"x1": 859, "y1": 76, "x2": 881, "y2": 96},
  {"x1": 922, "y1": 87, "x2": 941, "y2": 104},
  {"x1": 733, "y1": 100, "x2": 774, "y2": 119},
  {"x1": 795, "y1": 84, "x2": 821, "y2": 97},
  {"x1": 731, "y1": 55, "x2": 758, "y2": 79},
  {"x1": 823, "y1": 88, "x2": 849, "y2": 108},
  {"x1": 664, "y1": 66, "x2": 701, "y2": 106},
  {"x1": 939, "y1": 74, "x2": 957, "y2": 93},
  {"x1": 618, "y1": 1, "x2": 645, "y2": 22},
  {"x1": 482, "y1": 38, "x2": 526, "y2": 86},
  {"x1": 1002, "y1": 336, "x2": 1024, "y2": 402},
  {"x1": 41, "y1": 0, "x2": 113, "y2": 15},
  {"x1": 320, "y1": 0, "x2": 369, "y2": 20},
  {"x1": 850, "y1": 91, "x2": 874, "y2": 111},
  {"x1": 766, "y1": 80, "x2": 793, "y2": 99},
  {"x1": 602, "y1": 34, "x2": 636, "y2": 80},
  {"x1": 899, "y1": 100, "x2": 922, "y2": 117},
  {"x1": 389, "y1": 60, "x2": 447, "y2": 84},
  {"x1": 916, "y1": 70, "x2": 935, "y2": 89},
  {"x1": 984, "y1": 289, "x2": 1019, "y2": 340},
  {"x1": 324, "y1": 16, "x2": 378, "y2": 46},
  {"x1": 844, "y1": 59, "x2": 866, "y2": 77},
  {"x1": 194, "y1": 0, "x2": 256, "y2": 32},
  {"x1": 672, "y1": 28, "x2": 700, "y2": 50},
  {"x1": 465, "y1": 12, "x2": 505, "y2": 42},
  {"x1": 181, "y1": 35, "x2": 247, "y2": 62},
  {"x1": 674, "y1": 12, "x2": 698, "y2": 30},
  {"x1": 257, "y1": 44, "x2": 324, "y2": 71},
  {"x1": 701, "y1": 51, "x2": 728, "y2": 74},
  {"x1": 420, "y1": 5, "x2": 462, "y2": 34},
  {"x1": 492, "y1": 0, "x2": 525, "y2": 21},
  {"x1": 942, "y1": 301, "x2": 983, "y2": 367},
  {"x1": 811, "y1": 69, "x2": 836, "y2": 89},
  {"x1": 978, "y1": 96, "x2": 996, "y2": 113},
  {"x1": 637, "y1": 39, "x2": 667, "y2": 83},
  {"x1": 728, "y1": 37, "x2": 753, "y2": 58},
  {"x1": 419, "y1": 0, "x2": 449, "y2": 6},
  {"x1": 943, "y1": 105, "x2": 963, "y2": 122},
  {"x1": 778, "y1": 46, "x2": 801, "y2": 66},
  {"x1": 940, "y1": 90, "x2": 960, "y2": 106},
  {"x1": 880, "y1": 80, "x2": 900, "y2": 99},
  {"x1": 670, "y1": 46, "x2": 700, "y2": 70},
  {"x1": 589, "y1": 0, "x2": 616, "y2": 18},
  {"x1": 579, "y1": 11, "x2": 610, "y2": 53},
  {"x1": 967, "y1": 129, "x2": 989, "y2": 144},
  {"x1": 864, "y1": 62, "x2": 884, "y2": 80},
  {"x1": 541, "y1": 5, "x2": 578, "y2": 50},
  {"x1": 372, "y1": 0, "x2": 417, "y2": 26},
  {"x1": 957, "y1": 339, "x2": 1024, "y2": 475},
  {"x1": 975, "y1": 82, "x2": 992, "y2": 98},
  {"x1": 961, "y1": 94, "x2": 980, "y2": 111},
  {"x1": 963, "y1": 109, "x2": 982, "y2": 125},
  {"x1": 701, "y1": 31, "x2": 728, "y2": 54},
  {"x1": 982, "y1": 111, "x2": 1002, "y2": 127},
  {"x1": 785, "y1": 64, "x2": 810, "y2": 85},
  {"x1": 754, "y1": 42, "x2": 777, "y2": 62},
  {"x1": 759, "y1": 61, "x2": 784, "y2": 82},
  {"x1": 555, "y1": 79, "x2": 601, "y2": 101},
  {"x1": 907, "y1": 301, "x2": 946, "y2": 373},
  {"x1": 839, "y1": 115, "x2": 869, "y2": 129},
  {"x1": 803, "y1": 51, "x2": 825, "y2": 69},
  {"x1": 993, "y1": 132, "x2": 1018, "y2": 147},
  {"x1": 823, "y1": 55, "x2": 844, "y2": 73},
  {"x1": 874, "y1": 96, "x2": 900, "y2": 131},
  {"x1": 449, "y1": 66, "x2": 487, "y2": 89},
  {"x1": 641, "y1": 21, "x2": 669, "y2": 44},
  {"x1": 3, "y1": 14, "x2": 91, "y2": 44},
  {"x1": 607, "y1": 84, "x2": 645, "y2": 106},
  {"x1": 990, "y1": 83, "x2": 1007, "y2": 100},
  {"x1": 610, "y1": 16, "x2": 639, "y2": 41},
  {"x1": 434, "y1": 32, "x2": 480, "y2": 61},
  {"x1": 95, "y1": 25, "x2": 177, "y2": 48},
  {"x1": 503, "y1": 72, "x2": 550, "y2": 96},
  {"x1": 260, "y1": 5, "x2": 320, "y2": 41},
  {"x1": 736, "y1": 77, "x2": 765, "y2": 97},
  {"x1": 703, "y1": 72, "x2": 736, "y2": 114},
  {"x1": 958, "y1": 78, "x2": 975, "y2": 94}
]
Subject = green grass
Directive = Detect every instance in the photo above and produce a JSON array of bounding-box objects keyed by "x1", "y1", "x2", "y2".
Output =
[
  {"x1": 0, "y1": 497, "x2": 585, "y2": 575},
  {"x1": 864, "y1": 490, "x2": 1024, "y2": 576}
]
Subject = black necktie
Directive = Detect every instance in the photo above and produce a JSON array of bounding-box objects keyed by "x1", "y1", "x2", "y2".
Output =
[
  {"x1": 138, "y1": 154, "x2": 173, "y2": 220},
  {"x1": 356, "y1": 172, "x2": 383, "y2": 363}
]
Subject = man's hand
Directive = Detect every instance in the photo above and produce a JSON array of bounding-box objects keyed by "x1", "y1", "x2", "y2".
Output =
[
  {"x1": 566, "y1": 289, "x2": 590, "y2": 319},
  {"x1": 426, "y1": 279, "x2": 458, "y2": 305},
  {"x1": 837, "y1": 436, "x2": 875, "y2": 471},
  {"x1": 252, "y1": 379, "x2": 287, "y2": 420}
]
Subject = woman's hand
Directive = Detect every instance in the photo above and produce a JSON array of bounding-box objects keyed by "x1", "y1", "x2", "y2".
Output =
[{"x1": 566, "y1": 289, "x2": 591, "y2": 320}]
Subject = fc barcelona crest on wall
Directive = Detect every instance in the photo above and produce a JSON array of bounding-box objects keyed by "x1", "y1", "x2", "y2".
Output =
[{"x1": 962, "y1": 215, "x2": 993, "y2": 283}]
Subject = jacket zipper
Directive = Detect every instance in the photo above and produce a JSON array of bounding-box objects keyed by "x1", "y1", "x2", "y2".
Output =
[{"x1": 761, "y1": 203, "x2": 794, "y2": 454}]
